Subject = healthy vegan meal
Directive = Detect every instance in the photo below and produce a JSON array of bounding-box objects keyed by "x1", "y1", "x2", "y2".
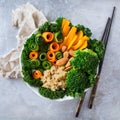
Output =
[{"x1": 21, "y1": 17, "x2": 105, "y2": 99}]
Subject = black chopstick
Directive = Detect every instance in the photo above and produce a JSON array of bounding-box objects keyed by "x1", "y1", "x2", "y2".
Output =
[
  {"x1": 101, "y1": 17, "x2": 111, "y2": 42},
  {"x1": 75, "y1": 16, "x2": 111, "y2": 118},
  {"x1": 88, "y1": 6, "x2": 116, "y2": 109},
  {"x1": 75, "y1": 92, "x2": 86, "y2": 117},
  {"x1": 75, "y1": 6, "x2": 116, "y2": 117}
]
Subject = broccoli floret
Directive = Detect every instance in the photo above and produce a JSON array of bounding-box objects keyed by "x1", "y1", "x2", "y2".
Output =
[
  {"x1": 39, "y1": 87, "x2": 65, "y2": 99},
  {"x1": 66, "y1": 68, "x2": 88, "y2": 97},
  {"x1": 88, "y1": 39, "x2": 105, "y2": 60},
  {"x1": 71, "y1": 49, "x2": 99, "y2": 74}
]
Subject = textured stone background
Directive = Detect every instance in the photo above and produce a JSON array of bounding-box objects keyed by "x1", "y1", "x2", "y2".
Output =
[{"x1": 0, "y1": 0, "x2": 120, "y2": 120}]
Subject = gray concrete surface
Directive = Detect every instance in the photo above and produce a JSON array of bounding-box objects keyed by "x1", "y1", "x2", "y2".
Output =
[{"x1": 0, "y1": 0, "x2": 120, "y2": 120}]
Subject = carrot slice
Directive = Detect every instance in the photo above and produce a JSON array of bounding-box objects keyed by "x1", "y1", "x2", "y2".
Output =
[
  {"x1": 49, "y1": 42, "x2": 60, "y2": 52},
  {"x1": 42, "y1": 32, "x2": 54, "y2": 43},
  {"x1": 32, "y1": 70, "x2": 42, "y2": 79},
  {"x1": 47, "y1": 50, "x2": 55, "y2": 61},
  {"x1": 29, "y1": 51, "x2": 39, "y2": 59}
]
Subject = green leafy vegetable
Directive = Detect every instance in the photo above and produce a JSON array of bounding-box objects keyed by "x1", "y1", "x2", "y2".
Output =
[
  {"x1": 39, "y1": 87, "x2": 65, "y2": 99},
  {"x1": 88, "y1": 39, "x2": 105, "y2": 60},
  {"x1": 22, "y1": 68, "x2": 42, "y2": 87},
  {"x1": 56, "y1": 17, "x2": 64, "y2": 28},
  {"x1": 35, "y1": 35, "x2": 49, "y2": 53},
  {"x1": 76, "y1": 24, "x2": 92, "y2": 37}
]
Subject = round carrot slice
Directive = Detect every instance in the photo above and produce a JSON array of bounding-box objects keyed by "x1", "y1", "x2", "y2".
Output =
[
  {"x1": 47, "y1": 50, "x2": 55, "y2": 61},
  {"x1": 49, "y1": 42, "x2": 60, "y2": 52},
  {"x1": 42, "y1": 32, "x2": 54, "y2": 43},
  {"x1": 29, "y1": 51, "x2": 39, "y2": 59},
  {"x1": 32, "y1": 70, "x2": 42, "y2": 79}
]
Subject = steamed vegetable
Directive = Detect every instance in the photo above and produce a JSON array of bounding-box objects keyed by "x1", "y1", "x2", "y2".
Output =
[
  {"x1": 66, "y1": 68, "x2": 87, "y2": 97},
  {"x1": 70, "y1": 49, "x2": 99, "y2": 74}
]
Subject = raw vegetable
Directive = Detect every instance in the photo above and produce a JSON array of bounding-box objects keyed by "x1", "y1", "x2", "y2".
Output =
[
  {"x1": 62, "y1": 24, "x2": 71, "y2": 37},
  {"x1": 55, "y1": 51, "x2": 63, "y2": 60},
  {"x1": 76, "y1": 24, "x2": 92, "y2": 37},
  {"x1": 22, "y1": 68, "x2": 42, "y2": 87},
  {"x1": 29, "y1": 51, "x2": 39, "y2": 59},
  {"x1": 35, "y1": 35, "x2": 49, "y2": 53},
  {"x1": 67, "y1": 34, "x2": 77, "y2": 50},
  {"x1": 72, "y1": 35, "x2": 89, "y2": 50},
  {"x1": 42, "y1": 61, "x2": 52, "y2": 70},
  {"x1": 39, "y1": 87, "x2": 65, "y2": 99},
  {"x1": 47, "y1": 50, "x2": 55, "y2": 61},
  {"x1": 42, "y1": 32, "x2": 54, "y2": 43},
  {"x1": 32, "y1": 70, "x2": 42, "y2": 79},
  {"x1": 62, "y1": 18, "x2": 70, "y2": 29},
  {"x1": 62, "y1": 26, "x2": 77, "y2": 46},
  {"x1": 49, "y1": 42, "x2": 60, "y2": 52},
  {"x1": 72, "y1": 30, "x2": 84, "y2": 46},
  {"x1": 28, "y1": 41, "x2": 39, "y2": 51},
  {"x1": 39, "y1": 52, "x2": 47, "y2": 61},
  {"x1": 30, "y1": 59, "x2": 40, "y2": 69},
  {"x1": 79, "y1": 40, "x2": 88, "y2": 50},
  {"x1": 88, "y1": 39, "x2": 105, "y2": 60},
  {"x1": 54, "y1": 31, "x2": 63, "y2": 43}
]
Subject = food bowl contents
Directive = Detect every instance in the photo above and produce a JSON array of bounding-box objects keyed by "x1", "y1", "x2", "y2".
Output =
[{"x1": 21, "y1": 17, "x2": 105, "y2": 99}]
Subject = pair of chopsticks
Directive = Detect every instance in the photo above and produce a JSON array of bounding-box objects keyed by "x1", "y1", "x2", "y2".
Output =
[{"x1": 75, "y1": 6, "x2": 116, "y2": 117}]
